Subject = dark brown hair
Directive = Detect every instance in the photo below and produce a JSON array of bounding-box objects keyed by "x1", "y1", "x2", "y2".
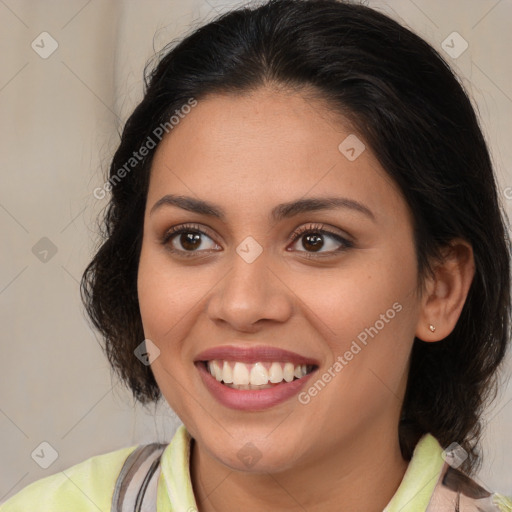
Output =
[{"x1": 81, "y1": 0, "x2": 511, "y2": 474}]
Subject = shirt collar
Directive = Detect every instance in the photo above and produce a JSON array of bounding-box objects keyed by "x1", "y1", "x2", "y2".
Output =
[
  {"x1": 159, "y1": 424, "x2": 197, "y2": 511},
  {"x1": 158, "y1": 425, "x2": 444, "y2": 512},
  {"x1": 384, "y1": 433, "x2": 445, "y2": 511}
]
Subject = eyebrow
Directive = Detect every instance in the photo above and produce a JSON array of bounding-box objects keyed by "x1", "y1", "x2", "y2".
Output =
[{"x1": 149, "y1": 194, "x2": 375, "y2": 222}]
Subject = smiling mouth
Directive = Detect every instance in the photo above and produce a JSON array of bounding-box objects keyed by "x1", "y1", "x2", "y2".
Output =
[{"x1": 200, "y1": 360, "x2": 317, "y2": 390}]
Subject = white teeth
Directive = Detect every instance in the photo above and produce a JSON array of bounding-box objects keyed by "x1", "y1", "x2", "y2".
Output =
[
  {"x1": 269, "y1": 362, "x2": 284, "y2": 383},
  {"x1": 211, "y1": 360, "x2": 223, "y2": 381},
  {"x1": 233, "y1": 362, "x2": 250, "y2": 385},
  {"x1": 250, "y1": 362, "x2": 269, "y2": 385},
  {"x1": 283, "y1": 362, "x2": 295, "y2": 382},
  {"x1": 206, "y1": 360, "x2": 313, "y2": 387},
  {"x1": 222, "y1": 361, "x2": 233, "y2": 384}
]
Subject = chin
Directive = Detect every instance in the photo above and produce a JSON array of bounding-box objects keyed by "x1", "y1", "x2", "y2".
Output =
[{"x1": 202, "y1": 430, "x2": 305, "y2": 474}]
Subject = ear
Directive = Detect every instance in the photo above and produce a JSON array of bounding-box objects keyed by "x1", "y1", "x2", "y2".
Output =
[{"x1": 416, "y1": 238, "x2": 475, "y2": 342}]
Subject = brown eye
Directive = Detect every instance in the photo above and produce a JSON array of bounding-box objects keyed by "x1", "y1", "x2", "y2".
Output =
[
  {"x1": 161, "y1": 224, "x2": 220, "y2": 257},
  {"x1": 288, "y1": 223, "x2": 353, "y2": 256},
  {"x1": 178, "y1": 232, "x2": 202, "y2": 251},
  {"x1": 300, "y1": 233, "x2": 325, "y2": 252}
]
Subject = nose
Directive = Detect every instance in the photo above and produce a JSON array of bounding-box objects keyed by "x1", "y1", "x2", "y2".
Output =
[{"x1": 206, "y1": 246, "x2": 294, "y2": 332}]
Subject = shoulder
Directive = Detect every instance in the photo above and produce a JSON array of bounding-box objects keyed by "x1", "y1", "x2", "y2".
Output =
[
  {"x1": 0, "y1": 444, "x2": 139, "y2": 512},
  {"x1": 427, "y1": 455, "x2": 512, "y2": 512},
  {"x1": 385, "y1": 433, "x2": 512, "y2": 512},
  {"x1": 493, "y1": 493, "x2": 512, "y2": 512}
]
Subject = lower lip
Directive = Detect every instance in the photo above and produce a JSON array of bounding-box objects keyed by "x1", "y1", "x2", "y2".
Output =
[{"x1": 196, "y1": 362, "x2": 316, "y2": 411}]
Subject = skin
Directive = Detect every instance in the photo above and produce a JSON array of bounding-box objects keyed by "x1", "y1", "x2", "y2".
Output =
[{"x1": 137, "y1": 86, "x2": 474, "y2": 512}]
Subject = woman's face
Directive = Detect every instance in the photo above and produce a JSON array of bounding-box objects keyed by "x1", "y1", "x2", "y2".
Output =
[{"x1": 137, "y1": 86, "x2": 423, "y2": 472}]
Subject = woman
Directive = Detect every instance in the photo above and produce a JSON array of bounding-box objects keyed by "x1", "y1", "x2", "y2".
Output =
[{"x1": 2, "y1": 0, "x2": 511, "y2": 510}]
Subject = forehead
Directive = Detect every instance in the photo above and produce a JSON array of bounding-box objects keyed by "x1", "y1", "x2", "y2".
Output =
[{"x1": 147, "y1": 87, "x2": 409, "y2": 227}]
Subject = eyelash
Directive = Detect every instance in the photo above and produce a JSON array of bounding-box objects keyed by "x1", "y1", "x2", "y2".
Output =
[{"x1": 160, "y1": 222, "x2": 353, "y2": 259}]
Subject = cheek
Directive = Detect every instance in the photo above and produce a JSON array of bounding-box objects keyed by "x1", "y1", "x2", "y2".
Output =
[
  {"x1": 300, "y1": 272, "x2": 417, "y2": 435},
  {"x1": 137, "y1": 245, "x2": 200, "y2": 413},
  {"x1": 298, "y1": 252, "x2": 419, "y2": 420},
  {"x1": 137, "y1": 245, "x2": 203, "y2": 340},
  {"x1": 297, "y1": 256, "x2": 417, "y2": 348}
]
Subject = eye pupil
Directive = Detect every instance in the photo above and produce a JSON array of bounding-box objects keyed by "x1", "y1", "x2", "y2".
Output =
[
  {"x1": 181, "y1": 232, "x2": 201, "y2": 250},
  {"x1": 303, "y1": 233, "x2": 323, "y2": 252}
]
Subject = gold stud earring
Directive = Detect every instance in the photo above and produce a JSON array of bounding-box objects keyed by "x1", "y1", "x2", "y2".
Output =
[{"x1": 429, "y1": 324, "x2": 436, "y2": 332}]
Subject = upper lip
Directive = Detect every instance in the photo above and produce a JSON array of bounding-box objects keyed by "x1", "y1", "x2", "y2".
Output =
[{"x1": 194, "y1": 345, "x2": 320, "y2": 366}]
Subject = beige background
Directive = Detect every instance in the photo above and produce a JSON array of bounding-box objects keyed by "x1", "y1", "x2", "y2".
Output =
[{"x1": 1, "y1": 0, "x2": 511, "y2": 502}]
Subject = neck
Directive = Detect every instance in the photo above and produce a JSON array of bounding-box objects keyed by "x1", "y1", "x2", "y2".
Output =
[{"x1": 190, "y1": 422, "x2": 409, "y2": 512}]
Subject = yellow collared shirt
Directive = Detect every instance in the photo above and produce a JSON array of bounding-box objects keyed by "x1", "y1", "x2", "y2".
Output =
[{"x1": 1, "y1": 426, "x2": 511, "y2": 511}]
